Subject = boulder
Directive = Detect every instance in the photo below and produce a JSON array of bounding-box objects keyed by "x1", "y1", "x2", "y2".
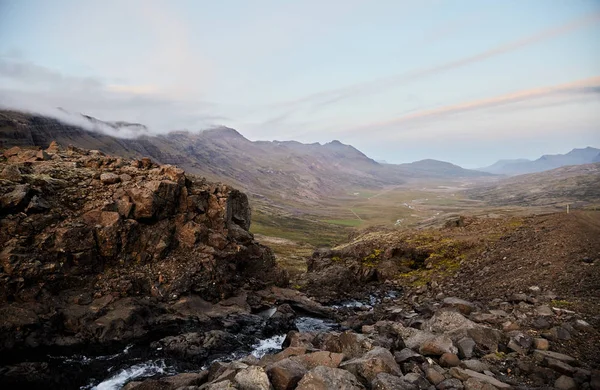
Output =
[
  {"x1": 100, "y1": 172, "x2": 121, "y2": 184},
  {"x1": 439, "y1": 352, "x2": 460, "y2": 367},
  {"x1": 554, "y1": 375, "x2": 577, "y2": 390},
  {"x1": 449, "y1": 368, "x2": 511, "y2": 389},
  {"x1": 443, "y1": 297, "x2": 477, "y2": 315},
  {"x1": 296, "y1": 366, "x2": 365, "y2": 390},
  {"x1": 293, "y1": 351, "x2": 345, "y2": 369},
  {"x1": 233, "y1": 366, "x2": 271, "y2": 390},
  {"x1": 372, "y1": 372, "x2": 418, "y2": 390},
  {"x1": 419, "y1": 335, "x2": 456, "y2": 356},
  {"x1": 266, "y1": 358, "x2": 307, "y2": 390},
  {"x1": 339, "y1": 347, "x2": 402, "y2": 385},
  {"x1": 0, "y1": 165, "x2": 22, "y2": 181}
]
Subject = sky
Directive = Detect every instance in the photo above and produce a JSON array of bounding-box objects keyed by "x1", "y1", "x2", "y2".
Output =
[{"x1": 0, "y1": 0, "x2": 599, "y2": 167}]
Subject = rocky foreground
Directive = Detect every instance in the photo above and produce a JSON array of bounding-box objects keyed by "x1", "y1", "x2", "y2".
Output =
[{"x1": 1, "y1": 143, "x2": 599, "y2": 389}]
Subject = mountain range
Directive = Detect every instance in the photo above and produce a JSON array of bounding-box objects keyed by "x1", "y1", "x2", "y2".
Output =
[
  {"x1": 478, "y1": 147, "x2": 600, "y2": 175},
  {"x1": 0, "y1": 110, "x2": 489, "y2": 209}
]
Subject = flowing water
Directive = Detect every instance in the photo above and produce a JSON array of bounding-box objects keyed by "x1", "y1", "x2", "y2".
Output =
[{"x1": 79, "y1": 291, "x2": 399, "y2": 389}]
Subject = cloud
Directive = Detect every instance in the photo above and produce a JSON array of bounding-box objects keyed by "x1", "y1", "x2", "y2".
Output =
[
  {"x1": 269, "y1": 12, "x2": 600, "y2": 112},
  {"x1": 0, "y1": 56, "x2": 224, "y2": 132},
  {"x1": 347, "y1": 76, "x2": 600, "y2": 131}
]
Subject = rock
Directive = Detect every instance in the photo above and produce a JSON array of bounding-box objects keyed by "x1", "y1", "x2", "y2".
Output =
[
  {"x1": 460, "y1": 360, "x2": 489, "y2": 373},
  {"x1": 100, "y1": 172, "x2": 121, "y2": 184},
  {"x1": 1, "y1": 184, "x2": 31, "y2": 213},
  {"x1": 204, "y1": 380, "x2": 237, "y2": 389},
  {"x1": 320, "y1": 331, "x2": 374, "y2": 359},
  {"x1": 372, "y1": 372, "x2": 418, "y2": 390},
  {"x1": 339, "y1": 347, "x2": 402, "y2": 385},
  {"x1": 36, "y1": 150, "x2": 50, "y2": 160},
  {"x1": 532, "y1": 350, "x2": 577, "y2": 365},
  {"x1": 162, "y1": 372, "x2": 208, "y2": 388},
  {"x1": 394, "y1": 348, "x2": 425, "y2": 364},
  {"x1": 502, "y1": 321, "x2": 519, "y2": 331},
  {"x1": 456, "y1": 338, "x2": 476, "y2": 359},
  {"x1": 532, "y1": 317, "x2": 551, "y2": 329},
  {"x1": 267, "y1": 358, "x2": 307, "y2": 390},
  {"x1": 443, "y1": 297, "x2": 477, "y2": 315},
  {"x1": 437, "y1": 378, "x2": 464, "y2": 389},
  {"x1": 426, "y1": 367, "x2": 445, "y2": 385},
  {"x1": 293, "y1": 351, "x2": 345, "y2": 369},
  {"x1": 0, "y1": 165, "x2": 22, "y2": 181},
  {"x1": 542, "y1": 326, "x2": 571, "y2": 341},
  {"x1": 440, "y1": 352, "x2": 460, "y2": 367},
  {"x1": 533, "y1": 338, "x2": 549, "y2": 350},
  {"x1": 507, "y1": 332, "x2": 533, "y2": 354},
  {"x1": 46, "y1": 141, "x2": 60, "y2": 153},
  {"x1": 420, "y1": 335, "x2": 457, "y2": 356},
  {"x1": 573, "y1": 319, "x2": 592, "y2": 331},
  {"x1": 546, "y1": 358, "x2": 575, "y2": 376},
  {"x1": 554, "y1": 375, "x2": 577, "y2": 390},
  {"x1": 403, "y1": 373, "x2": 432, "y2": 389},
  {"x1": 234, "y1": 366, "x2": 271, "y2": 390},
  {"x1": 510, "y1": 293, "x2": 528, "y2": 302},
  {"x1": 26, "y1": 195, "x2": 51, "y2": 213},
  {"x1": 582, "y1": 256, "x2": 594, "y2": 263},
  {"x1": 449, "y1": 368, "x2": 511, "y2": 388},
  {"x1": 296, "y1": 366, "x2": 365, "y2": 390},
  {"x1": 3, "y1": 146, "x2": 21, "y2": 158},
  {"x1": 535, "y1": 305, "x2": 554, "y2": 317},
  {"x1": 463, "y1": 378, "x2": 497, "y2": 390}
]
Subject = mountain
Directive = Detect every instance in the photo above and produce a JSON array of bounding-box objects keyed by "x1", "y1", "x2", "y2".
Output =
[
  {"x1": 479, "y1": 147, "x2": 600, "y2": 175},
  {"x1": 0, "y1": 109, "x2": 490, "y2": 211},
  {"x1": 467, "y1": 162, "x2": 600, "y2": 207}
]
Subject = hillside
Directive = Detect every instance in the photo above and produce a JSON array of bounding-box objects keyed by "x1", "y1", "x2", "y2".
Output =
[
  {"x1": 479, "y1": 147, "x2": 600, "y2": 175},
  {"x1": 467, "y1": 162, "x2": 600, "y2": 208}
]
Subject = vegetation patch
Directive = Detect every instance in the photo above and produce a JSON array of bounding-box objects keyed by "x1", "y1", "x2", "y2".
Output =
[{"x1": 324, "y1": 219, "x2": 363, "y2": 227}]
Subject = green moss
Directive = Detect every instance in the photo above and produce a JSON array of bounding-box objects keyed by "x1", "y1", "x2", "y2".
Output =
[
  {"x1": 362, "y1": 248, "x2": 383, "y2": 268},
  {"x1": 551, "y1": 299, "x2": 571, "y2": 308}
]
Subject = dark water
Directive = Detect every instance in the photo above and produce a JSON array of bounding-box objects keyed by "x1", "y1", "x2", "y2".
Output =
[{"x1": 64, "y1": 290, "x2": 400, "y2": 389}]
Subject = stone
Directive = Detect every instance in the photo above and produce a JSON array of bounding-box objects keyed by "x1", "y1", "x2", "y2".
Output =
[
  {"x1": 0, "y1": 165, "x2": 22, "y2": 181},
  {"x1": 1, "y1": 184, "x2": 31, "y2": 212},
  {"x1": 339, "y1": 347, "x2": 402, "y2": 385},
  {"x1": 46, "y1": 141, "x2": 60, "y2": 153},
  {"x1": 371, "y1": 372, "x2": 418, "y2": 390},
  {"x1": 267, "y1": 358, "x2": 307, "y2": 390},
  {"x1": 535, "y1": 305, "x2": 554, "y2": 316},
  {"x1": 233, "y1": 366, "x2": 271, "y2": 390},
  {"x1": 205, "y1": 380, "x2": 237, "y2": 390},
  {"x1": 443, "y1": 297, "x2": 477, "y2": 315},
  {"x1": 533, "y1": 338, "x2": 549, "y2": 350},
  {"x1": 426, "y1": 367, "x2": 445, "y2": 385},
  {"x1": 532, "y1": 350, "x2": 577, "y2": 365},
  {"x1": 395, "y1": 348, "x2": 425, "y2": 364},
  {"x1": 100, "y1": 172, "x2": 121, "y2": 185},
  {"x1": 507, "y1": 332, "x2": 533, "y2": 354},
  {"x1": 3, "y1": 146, "x2": 21, "y2": 158},
  {"x1": 460, "y1": 360, "x2": 489, "y2": 373},
  {"x1": 456, "y1": 338, "x2": 476, "y2": 359},
  {"x1": 296, "y1": 366, "x2": 365, "y2": 390},
  {"x1": 449, "y1": 368, "x2": 511, "y2": 388},
  {"x1": 26, "y1": 195, "x2": 51, "y2": 213},
  {"x1": 403, "y1": 373, "x2": 432, "y2": 389},
  {"x1": 36, "y1": 150, "x2": 50, "y2": 160},
  {"x1": 437, "y1": 378, "x2": 464, "y2": 389},
  {"x1": 532, "y1": 317, "x2": 551, "y2": 329},
  {"x1": 440, "y1": 352, "x2": 460, "y2": 367},
  {"x1": 573, "y1": 319, "x2": 592, "y2": 331},
  {"x1": 292, "y1": 351, "x2": 345, "y2": 369},
  {"x1": 463, "y1": 378, "x2": 497, "y2": 390},
  {"x1": 546, "y1": 358, "x2": 575, "y2": 376},
  {"x1": 510, "y1": 293, "x2": 528, "y2": 302},
  {"x1": 554, "y1": 375, "x2": 577, "y2": 390},
  {"x1": 502, "y1": 321, "x2": 519, "y2": 331},
  {"x1": 419, "y1": 335, "x2": 456, "y2": 356},
  {"x1": 320, "y1": 331, "x2": 374, "y2": 359}
]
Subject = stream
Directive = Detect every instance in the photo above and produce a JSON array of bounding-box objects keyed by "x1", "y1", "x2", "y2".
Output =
[{"x1": 54, "y1": 291, "x2": 398, "y2": 390}]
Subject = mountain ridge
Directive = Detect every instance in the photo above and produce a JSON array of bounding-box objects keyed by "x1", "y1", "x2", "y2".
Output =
[{"x1": 479, "y1": 147, "x2": 600, "y2": 175}]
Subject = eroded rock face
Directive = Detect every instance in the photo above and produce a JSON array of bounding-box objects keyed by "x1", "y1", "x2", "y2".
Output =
[{"x1": 0, "y1": 143, "x2": 288, "y2": 354}]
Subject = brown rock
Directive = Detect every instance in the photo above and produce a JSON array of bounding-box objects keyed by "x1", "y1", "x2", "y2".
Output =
[
  {"x1": 443, "y1": 297, "x2": 477, "y2": 315},
  {"x1": 100, "y1": 172, "x2": 121, "y2": 184},
  {"x1": 339, "y1": 347, "x2": 401, "y2": 385},
  {"x1": 296, "y1": 366, "x2": 365, "y2": 390},
  {"x1": 3, "y1": 146, "x2": 21, "y2": 158},
  {"x1": 371, "y1": 372, "x2": 418, "y2": 390},
  {"x1": 533, "y1": 338, "x2": 549, "y2": 351},
  {"x1": 440, "y1": 352, "x2": 460, "y2": 367},
  {"x1": 36, "y1": 150, "x2": 50, "y2": 161},
  {"x1": 0, "y1": 165, "x2": 22, "y2": 181},
  {"x1": 267, "y1": 358, "x2": 307, "y2": 390},
  {"x1": 425, "y1": 367, "x2": 445, "y2": 385},
  {"x1": 419, "y1": 335, "x2": 456, "y2": 356},
  {"x1": 554, "y1": 375, "x2": 577, "y2": 390},
  {"x1": 293, "y1": 351, "x2": 345, "y2": 369}
]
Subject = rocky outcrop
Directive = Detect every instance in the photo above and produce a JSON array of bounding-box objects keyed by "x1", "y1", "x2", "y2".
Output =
[{"x1": 0, "y1": 143, "x2": 288, "y2": 356}]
